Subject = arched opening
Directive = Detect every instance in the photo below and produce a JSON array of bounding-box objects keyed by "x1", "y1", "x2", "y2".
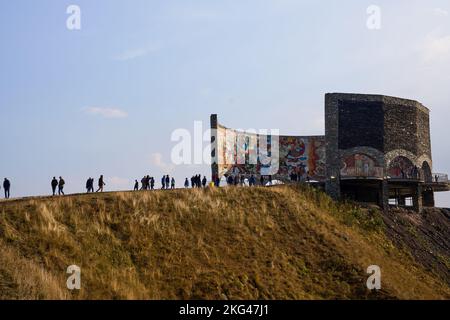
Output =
[
  {"x1": 422, "y1": 161, "x2": 432, "y2": 183},
  {"x1": 340, "y1": 153, "x2": 383, "y2": 178},
  {"x1": 388, "y1": 156, "x2": 417, "y2": 179}
]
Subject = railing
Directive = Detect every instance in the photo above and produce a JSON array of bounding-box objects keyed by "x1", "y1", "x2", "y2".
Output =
[{"x1": 431, "y1": 173, "x2": 448, "y2": 183}]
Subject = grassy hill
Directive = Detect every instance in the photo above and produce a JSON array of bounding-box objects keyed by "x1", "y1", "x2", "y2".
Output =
[{"x1": 0, "y1": 185, "x2": 448, "y2": 300}]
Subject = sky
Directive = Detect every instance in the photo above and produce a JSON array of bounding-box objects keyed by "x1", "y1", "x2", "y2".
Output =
[{"x1": 0, "y1": 0, "x2": 449, "y2": 206}]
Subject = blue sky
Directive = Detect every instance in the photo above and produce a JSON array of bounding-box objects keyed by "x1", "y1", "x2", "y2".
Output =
[{"x1": 1, "y1": 0, "x2": 450, "y2": 206}]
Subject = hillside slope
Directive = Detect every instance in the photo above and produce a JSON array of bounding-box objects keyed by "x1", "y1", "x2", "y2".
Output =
[{"x1": 0, "y1": 185, "x2": 448, "y2": 300}]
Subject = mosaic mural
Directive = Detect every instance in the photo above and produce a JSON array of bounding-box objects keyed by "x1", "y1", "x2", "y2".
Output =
[
  {"x1": 215, "y1": 124, "x2": 326, "y2": 181},
  {"x1": 340, "y1": 153, "x2": 384, "y2": 178}
]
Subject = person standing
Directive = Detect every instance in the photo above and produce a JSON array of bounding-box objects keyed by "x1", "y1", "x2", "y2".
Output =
[
  {"x1": 171, "y1": 177, "x2": 175, "y2": 189},
  {"x1": 165, "y1": 175, "x2": 170, "y2": 190},
  {"x1": 202, "y1": 176, "x2": 207, "y2": 188},
  {"x1": 58, "y1": 177, "x2": 65, "y2": 196},
  {"x1": 134, "y1": 180, "x2": 139, "y2": 191},
  {"x1": 3, "y1": 178, "x2": 11, "y2": 199},
  {"x1": 150, "y1": 177, "x2": 155, "y2": 190},
  {"x1": 51, "y1": 177, "x2": 58, "y2": 196},
  {"x1": 161, "y1": 175, "x2": 166, "y2": 189},
  {"x1": 96, "y1": 175, "x2": 106, "y2": 192},
  {"x1": 184, "y1": 178, "x2": 189, "y2": 188}
]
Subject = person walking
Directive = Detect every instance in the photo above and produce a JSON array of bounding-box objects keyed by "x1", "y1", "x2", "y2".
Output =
[
  {"x1": 134, "y1": 180, "x2": 139, "y2": 191},
  {"x1": 58, "y1": 176, "x2": 65, "y2": 196},
  {"x1": 51, "y1": 177, "x2": 58, "y2": 196},
  {"x1": 161, "y1": 175, "x2": 166, "y2": 189},
  {"x1": 96, "y1": 175, "x2": 106, "y2": 192},
  {"x1": 3, "y1": 178, "x2": 11, "y2": 199},
  {"x1": 150, "y1": 177, "x2": 155, "y2": 190},
  {"x1": 171, "y1": 177, "x2": 175, "y2": 189}
]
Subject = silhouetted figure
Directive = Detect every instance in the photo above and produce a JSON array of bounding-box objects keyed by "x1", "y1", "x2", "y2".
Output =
[
  {"x1": 260, "y1": 175, "x2": 264, "y2": 186},
  {"x1": 161, "y1": 175, "x2": 166, "y2": 189},
  {"x1": 202, "y1": 176, "x2": 207, "y2": 188},
  {"x1": 184, "y1": 178, "x2": 189, "y2": 188},
  {"x1": 3, "y1": 178, "x2": 11, "y2": 199},
  {"x1": 96, "y1": 175, "x2": 105, "y2": 192},
  {"x1": 165, "y1": 175, "x2": 170, "y2": 190},
  {"x1": 86, "y1": 178, "x2": 93, "y2": 193},
  {"x1": 145, "y1": 175, "x2": 151, "y2": 190},
  {"x1": 171, "y1": 177, "x2": 175, "y2": 189},
  {"x1": 268, "y1": 175, "x2": 272, "y2": 185},
  {"x1": 51, "y1": 177, "x2": 58, "y2": 196},
  {"x1": 150, "y1": 177, "x2": 155, "y2": 190},
  {"x1": 58, "y1": 176, "x2": 65, "y2": 196},
  {"x1": 249, "y1": 175, "x2": 255, "y2": 186},
  {"x1": 227, "y1": 175, "x2": 233, "y2": 186},
  {"x1": 134, "y1": 180, "x2": 139, "y2": 191}
]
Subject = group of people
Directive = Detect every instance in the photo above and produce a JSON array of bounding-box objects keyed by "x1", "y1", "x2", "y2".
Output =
[
  {"x1": 186, "y1": 175, "x2": 207, "y2": 188},
  {"x1": 51, "y1": 175, "x2": 106, "y2": 196},
  {"x1": 1, "y1": 178, "x2": 11, "y2": 199},
  {"x1": 135, "y1": 176, "x2": 156, "y2": 191},
  {"x1": 161, "y1": 175, "x2": 175, "y2": 190},
  {"x1": 85, "y1": 175, "x2": 106, "y2": 193},
  {"x1": 225, "y1": 174, "x2": 273, "y2": 187},
  {"x1": 51, "y1": 177, "x2": 65, "y2": 196}
]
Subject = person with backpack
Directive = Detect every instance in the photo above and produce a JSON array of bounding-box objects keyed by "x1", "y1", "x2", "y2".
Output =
[{"x1": 58, "y1": 176, "x2": 65, "y2": 196}]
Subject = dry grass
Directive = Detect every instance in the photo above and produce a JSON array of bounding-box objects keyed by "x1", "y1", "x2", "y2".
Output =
[{"x1": 0, "y1": 185, "x2": 448, "y2": 300}]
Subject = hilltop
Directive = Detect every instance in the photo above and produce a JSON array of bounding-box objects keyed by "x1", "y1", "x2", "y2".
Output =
[{"x1": 0, "y1": 185, "x2": 448, "y2": 299}]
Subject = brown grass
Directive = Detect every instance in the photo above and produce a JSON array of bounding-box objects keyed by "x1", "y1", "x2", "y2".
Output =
[{"x1": 0, "y1": 185, "x2": 448, "y2": 300}]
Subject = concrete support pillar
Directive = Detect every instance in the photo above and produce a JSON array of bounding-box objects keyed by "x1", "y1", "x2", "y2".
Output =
[
  {"x1": 380, "y1": 180, "x2": 389, "y2": 210},
  {"x1": 325, "y1": 177, "x2": 340, "y2": 200},
  {"x1": 413, "y1": 184, "x2": 423, "y2": 213},
  {"x1": 422, "y1": 188, "x2": 435, "y2": 207},
  {"x1": 325, "y1": 94, "x2": 341, "y2": 200},
  {"x1": 210, "y1": 114, "x2": 219, "y2": 183}
]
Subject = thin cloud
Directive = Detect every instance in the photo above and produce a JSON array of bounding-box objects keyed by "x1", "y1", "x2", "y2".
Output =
[
  {"x1": 112, "y1": 45, "x2": 161, "y2": 61},
  {"x1": 432, "y1": 8, "x2": 449, "y2": 17},
  {"x1": 421, "y1": 31, "x2": 450, "y2": 63},
  {"x1": 84, "y1": 107, "x2": 128, "y2": 119},
  {"x1": 150, "y1": 153, "x2": 175, "y2": 173}
]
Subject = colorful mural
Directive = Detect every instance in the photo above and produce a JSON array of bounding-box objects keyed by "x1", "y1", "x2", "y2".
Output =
[
  {"x1": 215, "y1": 124, "x2": 326, "y2": 181},
  {"x1": 388, "y1": 156, "x2": 418, "y2": 179},
  {"x1": 340, "y1": 154, "x2": 384, "y2": 178}
]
